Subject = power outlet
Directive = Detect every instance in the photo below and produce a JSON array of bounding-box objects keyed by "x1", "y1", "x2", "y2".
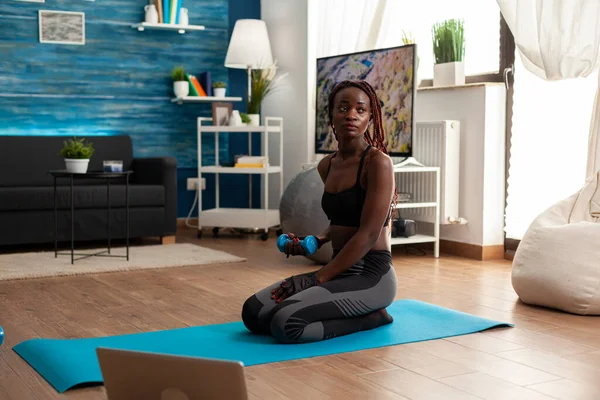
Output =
[{"x1": 187, "y1": 177, "x2": 206, "y2": 191}]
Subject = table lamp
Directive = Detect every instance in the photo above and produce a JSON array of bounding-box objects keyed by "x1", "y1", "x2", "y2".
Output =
[{"x1": 225, "y1": 19, "x2": 273, "y2": 103}]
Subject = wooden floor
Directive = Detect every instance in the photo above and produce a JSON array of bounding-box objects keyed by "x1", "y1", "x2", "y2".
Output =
[{"x1": 2, "y1": 228, "x2": 600, "y2": 400}]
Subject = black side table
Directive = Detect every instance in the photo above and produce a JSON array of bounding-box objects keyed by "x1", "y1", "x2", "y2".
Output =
[{"x1": 48, "y1": 170, "x2": 133, "y2": 264}]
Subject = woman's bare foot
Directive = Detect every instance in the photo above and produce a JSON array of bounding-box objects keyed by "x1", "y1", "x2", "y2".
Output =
[{"x1": 358, "y1": 308, "x2": 394, "y2": 332}]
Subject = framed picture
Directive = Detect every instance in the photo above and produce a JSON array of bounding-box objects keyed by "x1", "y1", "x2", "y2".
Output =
[
  {"x1": 39, "y1": 10, "x2": 85, "y2": 45},
  {"x1": 212, "y1": 102, "x2": 233, "y2": 126}
]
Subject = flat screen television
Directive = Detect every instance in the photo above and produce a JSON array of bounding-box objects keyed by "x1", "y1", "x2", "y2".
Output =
[{"x1": 314, "y1": 44, "x2": 416, "y2": 157}]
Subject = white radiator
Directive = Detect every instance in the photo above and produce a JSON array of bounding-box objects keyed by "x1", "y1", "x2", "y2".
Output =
[{"x1": 394, "y1": 120, "x2": 460, "y2": 224}]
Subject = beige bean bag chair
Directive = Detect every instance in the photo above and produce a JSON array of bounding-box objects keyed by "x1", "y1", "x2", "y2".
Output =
[{"x1": 512, "y1": 171, "x2": 600, "y2": 315}]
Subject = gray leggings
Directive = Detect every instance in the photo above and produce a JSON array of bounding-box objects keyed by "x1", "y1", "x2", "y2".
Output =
[{"x1": 241, "y1": 249, "x2": 397, "y2": 343}]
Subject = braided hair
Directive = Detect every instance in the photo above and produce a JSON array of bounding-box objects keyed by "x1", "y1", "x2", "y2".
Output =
[
  {"x1": 327, "y1": 79, "x2": 398, "y2": 225},
  {"x1": 327, "y1": 80, "x2": 388, "y2": 156}
]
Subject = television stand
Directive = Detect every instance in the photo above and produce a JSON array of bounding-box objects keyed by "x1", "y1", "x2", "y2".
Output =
[{"x1": 394, "y1": 157, "x2": 424, "y2": 168}]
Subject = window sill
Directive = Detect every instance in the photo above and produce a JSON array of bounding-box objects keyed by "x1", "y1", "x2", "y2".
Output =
[{"x1": 418, "y1": 82, "x2": 505, "y2": 92}]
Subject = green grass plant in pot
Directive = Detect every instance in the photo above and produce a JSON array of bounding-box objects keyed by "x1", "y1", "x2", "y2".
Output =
[
  {"x1": 432, "y1": 19, "x2": 465, "y2": 87},
  {"x1": 239, "y1": 112, "x2": 251, "y2": 125},
  {"x1": 171, "y1": 66, "x2": 189, "y2": 98},
  {"x1": 59, "y1": 137, "x2": 95, "y2": 174},
  {"x1": 247, "y1": 62, "x2": 287, "y2": 126},
  {"x1": 213, "y1": 81, "x2": 227, "y2": 98}
]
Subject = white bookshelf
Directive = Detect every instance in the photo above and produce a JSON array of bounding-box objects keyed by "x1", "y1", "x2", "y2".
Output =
[
  {"x1": 199, "y1": 166, "x2": 282, "y2": 174},
  {"x1": 195, "y1": 209, "x2": 280, "y2": 232},
  {"x1": 390, "y1": 234, "x2": 439, "y2": 246},
  {"x1": 171, "y1": 96, "x2": 243, "y2": 104},
  {"x1": 393, "y1": 164, "x2": 441, "y2": 258},
  {"x1": 196, "y1": 125, "x2": 280, "y2": 133},
  {"x1": 131, "y1": 22, "x2": 205, "y2": 34},
  {"x1": 196, "y1": 117, "x2": 284, "y2": 241},
  {"x1": 395, "y1": 202, "x2": 438, "y2": 209}
]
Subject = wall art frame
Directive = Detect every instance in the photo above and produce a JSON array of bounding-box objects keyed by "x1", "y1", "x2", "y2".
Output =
[{"x1": 39, "y1": 10, "x2": 85, "y2": 45}]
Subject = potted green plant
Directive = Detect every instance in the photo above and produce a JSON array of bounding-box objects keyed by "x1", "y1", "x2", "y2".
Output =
[
  {"x1": 212, "y1": 81, "x2": 227, "y2": 98},
  {"x1": 240, "y1": 112, "x2": 251, "y2": 126},
  {"x1": 432, "y1": 19, "x2": 465, "y2": 87},
  {"x1": 247, "y1": 63, "x2": 286, "y2": 126},
  {"x1": 171, "y1": 66, "x2": 189, "y2": 98},
  {"x1": 59, "y1": 137, "x2": 95, "y2": 174}
]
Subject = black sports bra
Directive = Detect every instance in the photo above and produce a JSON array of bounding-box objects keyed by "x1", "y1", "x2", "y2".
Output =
[{"x1": 321, "y1": 145, "x2": 392, "y2": 228}]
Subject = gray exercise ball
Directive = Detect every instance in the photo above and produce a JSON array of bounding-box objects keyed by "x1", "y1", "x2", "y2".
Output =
[{"x1": 279, "y1": 166, "x2": 333, "y2": 264}]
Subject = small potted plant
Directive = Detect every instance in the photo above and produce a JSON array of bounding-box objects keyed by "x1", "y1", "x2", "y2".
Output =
[
  {"x1": 240, "y1": 112, "x2": 251, "y2": 126},
  {"x1": 432, "y1": 19, "x2": 465, "y2": 87},
  {"x1": 59, "y1": 137, "x2": 95, "y2": 174},
  {"x1": 213, "y1": 81, "x2": 227, "y2": 98},
  {"x1": 171, "y1": 66, "x2": 189, "y2": 98},
  {"x1": 247, "y1": 62, "x2": 286, "y2": 126}
]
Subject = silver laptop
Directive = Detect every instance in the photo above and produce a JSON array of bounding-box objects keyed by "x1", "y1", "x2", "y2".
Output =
[{"x1": 96, "y1": 348, "x2": 249, "y2": 400}]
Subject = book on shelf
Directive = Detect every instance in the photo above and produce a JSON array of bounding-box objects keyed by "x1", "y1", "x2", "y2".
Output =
[
  {"x1": 171, "y1": 0, "x2": 179, "y2": 24},
  {"x1": 198, "y1": 72, "x2": 212, "y2": 96},
  {"x1": 190, "y1": 75, "x2": 207, "y2": 96},
  {"x1": 154, "y1": 0, "x2": 163, "y2": 23},
  {"x1": 235, "y1": 156, "x2": 267, "y2": 168},
  {"x1": 162, "y1": 0, "x2": 170, "y2": 23},
  {"x1": 185, "y1": 73, "x2": 207, "y2": 97},
  {"x1": 235, "y1": 163, "x2": 265, "y2": 168}
]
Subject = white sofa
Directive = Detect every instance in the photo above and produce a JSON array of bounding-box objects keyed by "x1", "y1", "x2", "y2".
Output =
[{"x1": 512, "y1": 170, "x2": 600, "y2": 315}]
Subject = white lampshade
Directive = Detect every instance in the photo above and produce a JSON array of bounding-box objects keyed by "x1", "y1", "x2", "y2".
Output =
[{"x1": 225, "y1": 19, "x2": 273, "y2": 69}]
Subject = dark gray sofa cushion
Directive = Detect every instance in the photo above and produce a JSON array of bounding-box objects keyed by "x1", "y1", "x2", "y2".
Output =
[
  {"x1": 0, "y1": 185, "x2": 165, "y2": 211},
  {"x1": 0, "y1": 208, "x2": 167, "y2": 246}
]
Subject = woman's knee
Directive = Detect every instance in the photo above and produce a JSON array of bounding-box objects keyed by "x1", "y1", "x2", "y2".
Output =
[
  {"x1": 241, "y1": 295, "x2": 267, "y2": 334},
  {"x1": 269, "y1": 304, "x2": 317, "y2": 344},
  {"x1": 270, "y1": 310, "x2": 297, "y2": 344}
]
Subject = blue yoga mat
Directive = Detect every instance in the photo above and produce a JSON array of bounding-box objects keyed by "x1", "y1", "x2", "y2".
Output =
[{"x1": 13, "y1": 299, "x2": 512, "y2": 393}]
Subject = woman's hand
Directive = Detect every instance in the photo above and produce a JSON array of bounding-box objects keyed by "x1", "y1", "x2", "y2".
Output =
[
  {"x1": 283, "y1": 233, "x2": 305, "y2": 258},
  {"x1": 271, "y1": 271, "x2": 319, "y2": 303}
]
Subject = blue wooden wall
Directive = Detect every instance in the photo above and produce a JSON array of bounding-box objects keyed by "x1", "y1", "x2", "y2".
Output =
[{"x1": 0, "y1": 0, "x2": 261, "y2": 218}]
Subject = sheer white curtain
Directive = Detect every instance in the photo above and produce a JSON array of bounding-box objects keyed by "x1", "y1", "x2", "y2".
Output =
[
  {"x1": 498, "y1": 0, "x2": 600, "y2": 239},
  {"x1": 314, "y1": 0, "x2": 382, "y2": 59},
  {"x1": 505, "y1": 59, "x2": 598, "y2": 239}
]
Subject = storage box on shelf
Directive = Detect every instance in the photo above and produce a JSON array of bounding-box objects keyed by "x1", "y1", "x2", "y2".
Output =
[
  {"x1": 392, "y1": 165, "x2": 440, "y2": 258},
  {"x1": 196, "y1": 117, "x2": 284, "y2": 241}
]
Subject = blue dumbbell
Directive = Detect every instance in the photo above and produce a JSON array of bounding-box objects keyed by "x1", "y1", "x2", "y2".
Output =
[
  {"x1": 0, "y1": 326, "x2": 4, "y2": 346},
  {"x1": 277, "y1": 234, "x2": 319, "y2": 256}
]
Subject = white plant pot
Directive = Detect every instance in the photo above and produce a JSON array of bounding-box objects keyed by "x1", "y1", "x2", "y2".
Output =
[
  {"x1": 213, "y1": 87, "x2": 226, "y2": 98},
  {"x1": 433, "y1": 61, "x2": 465, "y2": 87},
  {"x1": 173, "y1": 81, "x2": 189, "y2": 98},
  {"x1": 65, "y1": 159, "x2": 90, "y2": 174},
  {"x1": 248, "y1": 114, "x2": 260, "y2": 126}
]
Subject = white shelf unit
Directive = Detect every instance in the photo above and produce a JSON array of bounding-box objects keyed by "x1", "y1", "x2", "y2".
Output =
[
  {"x1": 171, "y1": 96, "x2": 243, "y2": 104},
  {"x1": 392, "y1": 165, "x2": 441, "y2": 258},
  {"x1": 196, "y1": 117, "x2": 284, "y2": 240},
  {"x1": 131, "y1": 22, "x2": 205, "y2": 34}
]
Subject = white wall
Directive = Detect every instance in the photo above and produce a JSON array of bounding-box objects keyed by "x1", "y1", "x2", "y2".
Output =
[
  {"x1": 415, "y1": 83, "x2": 506, "y2": 247},
  {"x1": 260, "y1": 0, "x2": 310, "y2": 209}
]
